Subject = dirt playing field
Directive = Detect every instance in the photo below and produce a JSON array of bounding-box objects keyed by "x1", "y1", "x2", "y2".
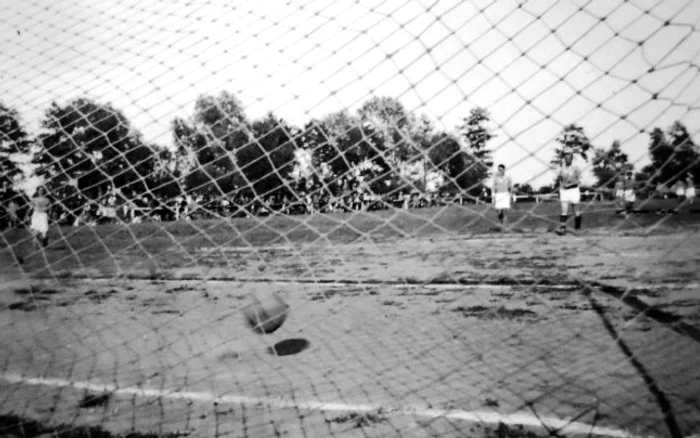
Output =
[{"x1": 1, "y1": 205, "x2": 699, "y2": 438}]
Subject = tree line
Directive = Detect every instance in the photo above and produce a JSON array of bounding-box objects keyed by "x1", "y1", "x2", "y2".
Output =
[
  {"x1": 0, "y1": 93, "x2": 494, "y2": 210},
  {"x1": 1, "y1": 92, "x2": 699, "y2": 215}
]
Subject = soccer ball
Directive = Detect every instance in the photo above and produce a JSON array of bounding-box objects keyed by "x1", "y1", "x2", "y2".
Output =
[{"x1": 242, "y1": 291, "x2": 289, "y2": 334}]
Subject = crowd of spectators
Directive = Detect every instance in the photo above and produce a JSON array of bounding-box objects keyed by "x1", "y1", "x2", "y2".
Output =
[
  {"x1": 0, "y1": 175, "x2": 695, "y2": 230},
  {"x1": 0, "y1": 187, "x2": 481, "y2": 229}
]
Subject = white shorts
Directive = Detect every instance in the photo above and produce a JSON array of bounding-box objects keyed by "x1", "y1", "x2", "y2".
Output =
[
  {"x1": 676, "y1": 187, "x2": 686, "y2": 197},
  {"x1": 615, "y1": 190, "x2": 624, "y2": 199},
  {"x1": 30, "y1": 211, "x2": 49, "y2": 235},
  {"x1": 494, "y1": 192, "x2": 511, "y2": 210},
  {"x1": 560, "y1": 187, "x2": 581, "y2": 204},
  {"x1": 686, "y1": 187, "x2": 696, "y2": 199},
  {"x1": 623, "y1": 189, "x2": 636, "y2": 203}
]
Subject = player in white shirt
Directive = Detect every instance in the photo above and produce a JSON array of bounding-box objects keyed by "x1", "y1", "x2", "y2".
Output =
[
  {"x1": 622, "y1": 172, "x2": 637, "y2": 216},
  {"x1": 557, "y1": 148, "x2": 582, "y2": 233},
  {"x1": 491, "y1": 164, "x2": 513, "y2": 230},
  {"x1": 29, "y1": 187, "x2": 51, "y2": 248},
  {"x1": 685, "y1": 174, "x2": 695, "y2": 204}
]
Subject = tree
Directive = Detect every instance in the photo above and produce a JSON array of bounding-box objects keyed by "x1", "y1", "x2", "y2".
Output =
[
  {"x1": 639, "y1": 122, "x2": 700, "y2": 185},
  {"x1": 551, "y1": 124, "x2": 592, "y2": 166},
  {"x1": 667, "y1": 121, "x2": 700, "y2": 181},
  {"x1": 146, "y1": 147, "x2": 185, "y2": 201},
  {"x1": 239, "y1": 113, "x2": 298, "y2": 198},
  {"x1": 457, "y1": 107, "x2": 495, "y2": 195},
  {"x1": 173, "y1": 92, "x2": 250, "y2": 198},
  {"x1": 536, "y1": 183, "x2": 556, "y2": 194},
  {"x1": 516, "y1": 183, "x2": 535, "y2": 196},
  {"x1": 298, "y1": 111, "x2": 388, "y2": 197},
  {"x1": 0, "y1": 103, "x2": 32, "y2": 200},
  {"x1": 357, "y1": 96, "x2": 425, "y2": 163},
  {"x1": 357, "y1": 96, "x2": 410, "y2": 136},
  {"x1": 425, "y1": 132, "x2": 471, "y2": 194},
  {"x1": 36, "y1": 97, "x2": 158, "y2": 203},
  {"x1": 591, "y1": 140, "x2": 632, "y2": 188}
]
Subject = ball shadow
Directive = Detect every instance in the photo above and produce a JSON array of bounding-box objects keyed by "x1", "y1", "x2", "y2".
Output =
[{"x1": 268, "y1": 338, "x2": 310, "y2": 356}]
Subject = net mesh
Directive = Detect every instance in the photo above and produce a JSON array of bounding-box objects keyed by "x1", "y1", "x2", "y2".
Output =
[{"x1": 1, "y1": 1, "x2": 700, "y2": 437}]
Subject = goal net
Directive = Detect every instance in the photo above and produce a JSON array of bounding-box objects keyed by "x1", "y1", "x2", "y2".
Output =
[{"x1": 1, "y1": 1, "x2": 699, "y2": 437}]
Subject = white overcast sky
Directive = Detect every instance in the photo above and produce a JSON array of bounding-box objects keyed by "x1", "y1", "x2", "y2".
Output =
[{"x1": 2, "y1": 0, "x2": 700, "y2": 187}]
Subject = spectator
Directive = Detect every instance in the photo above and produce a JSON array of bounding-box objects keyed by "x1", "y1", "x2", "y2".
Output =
[
  {"x1": 674, "y1": 179, "x2": 686, "y2": 199},
  {"x1": 614, "y1": 176, "x2": 625, "y2": 209},
  {"x1": 622, "y1": 172, "x2": 637, "y2": 216},
  {"x1": 29, "y1": 187, "x2": 51, "y2": 248},
  {"x1": 655, "y1": 182, "x2": 669, "y2": 199},
  {"x1": 480, "y1": 187, "x2": 489, "y2": 204},
  {"x1": 7, "y1": 198, "x2": 20, "y2": 228},
  {"x1": 685, "y1": 174, "x2": 695, "y2": 205},
  {"x1": 98, "y1": 198, "x2": 118, "y2": 224},
  {"x1": 175, "y1": 196, "x2": 186, "y2": 220},
  {"x1": 186, "y1": 195, "x2": 197, "y2": 220}
]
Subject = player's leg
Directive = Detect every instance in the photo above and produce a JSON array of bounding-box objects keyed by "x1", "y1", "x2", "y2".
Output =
[
  {"x1": 572, "y1": 203, "x2": 581, "y2": 230},
  {"x1": 571, "y1": 187, "x2": 582, "y2": 230},
  {"x1": 31, "y1": 229, "x2": 40, "y2": 252},
  {"x1": 494, "y1": 192, "x2": 509, "y2": 230},
  {"x1": 559, "y1": 193, "x2": 569, "y2": 231},
  {"x1": 496, "y1": 208, "x2": 507, "y2": 231}
]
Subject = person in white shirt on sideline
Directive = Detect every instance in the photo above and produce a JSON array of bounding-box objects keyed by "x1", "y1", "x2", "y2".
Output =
[
  {"x1": 622, "y1": 171, "x2": 637, "y2": 216},
  {"x1": 29, "y1": 187, "x2": 51, "y2": 248},
  {"x1": 685, "y1": 174, "x2": 695, "y2": 204},
  {"x1": 492, "y1": 164, "x2": 513, "y2": 231}
]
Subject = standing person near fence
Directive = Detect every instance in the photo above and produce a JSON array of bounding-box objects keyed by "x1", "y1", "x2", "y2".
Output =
[
  {"x1": 614, "y1": 176, "x2": 625, "y2": 212},
  {"x1": 492, "y1": 164, "x2": 513, "y2": 231},
  {"x1": 622, "y1": 171, "x2": 637, "y2": 216},
  {"x1": 685, "y1": 174, "x2": 695, "y2": 205},
  {"x1": 29, "y1": 187, "x2": 51, "y2": 248},
  {"x1": 7, "y1": 198, "x2": 20, "y2": 228},
  {"x1": 557, "y1": 148, "x2": 582, "y2": 233},
  {"x1": 674, "y1": 178, "x2": 686, "y2": 199}
]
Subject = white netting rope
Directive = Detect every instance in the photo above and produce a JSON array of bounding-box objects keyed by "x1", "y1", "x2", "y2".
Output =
[{"x1": 1, "y1": 2, "x2": 700, "y2": 438}]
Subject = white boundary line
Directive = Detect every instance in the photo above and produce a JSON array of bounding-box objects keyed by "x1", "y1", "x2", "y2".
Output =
[{"x1": 2, "y1": 373, "x2": 649, "y2": 438}]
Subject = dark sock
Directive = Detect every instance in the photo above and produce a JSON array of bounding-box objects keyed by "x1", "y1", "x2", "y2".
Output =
[
  {"x1": 574, "y1": 215, "x2": 581, "y2": 230},
  {"x1": 498, "y1": 212, "x2": 504, "y2": 223},
  {"x1": 560, "y1": 215, "x2": 567, "y2": 227}
]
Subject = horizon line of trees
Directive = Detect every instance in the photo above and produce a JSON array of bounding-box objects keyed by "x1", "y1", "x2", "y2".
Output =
[
  {"x1": 2, "y1": 93, "x2": 699, "y2": 213},
  {"x1": 1, "y1": 94, "x2": 495, "y2": 210}
]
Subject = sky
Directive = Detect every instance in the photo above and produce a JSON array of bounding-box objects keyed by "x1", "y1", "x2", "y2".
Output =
[{"x1": 1, "y1": 0, "x2": 700, "y2": 188}]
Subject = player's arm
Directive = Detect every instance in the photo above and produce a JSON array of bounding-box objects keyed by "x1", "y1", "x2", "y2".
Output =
[{"x1": 554, "y1": 169, "x2": 562, "y2": 190}]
